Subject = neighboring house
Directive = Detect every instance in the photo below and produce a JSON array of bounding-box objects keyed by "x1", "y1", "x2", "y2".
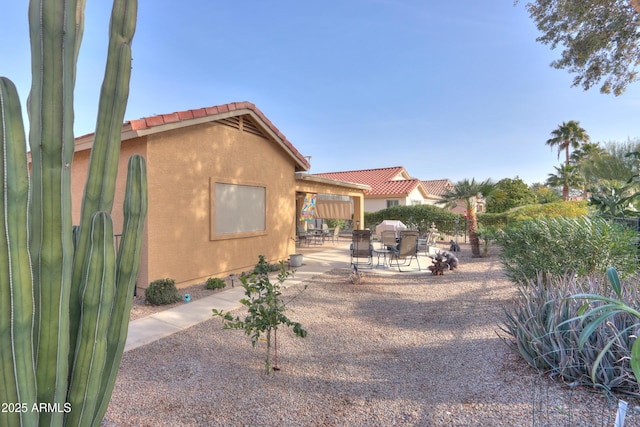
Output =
[
  {"x1": 70, "y1": 101, "x2": 367, "y2": 290},
  {"x1": 422, "y1": 178, "x2": 486, "y2": 215},
  {"x1": 421, "y1": 179, "x2": 455, "y2": 206},
  {"x1": 313, "y1": 166, "x2": 429, "y2": 212}
]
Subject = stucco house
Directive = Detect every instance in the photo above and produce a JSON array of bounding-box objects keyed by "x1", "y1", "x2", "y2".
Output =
[
  {"x1": 422, "y1": 179, "x2": 486, "y2": 215},
  {"x1": 313, "y1": 166, "x2": 429, "y2": 212},
  {"x1": 71, "y1": 101, "x2": 367, "y2": 290}
]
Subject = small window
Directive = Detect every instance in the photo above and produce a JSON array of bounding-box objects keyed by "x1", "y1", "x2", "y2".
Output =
[
  {"x1": 211, "y1": 181, "x2": 266, "y2": 239},
  {"x1": 386, "y1": 200, "x2": 399, "y2": 208}
]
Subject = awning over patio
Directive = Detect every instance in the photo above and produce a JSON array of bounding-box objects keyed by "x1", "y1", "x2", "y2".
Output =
[
  {"x1": 295, "y1": 173, "x2": 369, "y2": 228},
  {"x1": 316, "y1": 200, "x2": 352, "y2": 219}
]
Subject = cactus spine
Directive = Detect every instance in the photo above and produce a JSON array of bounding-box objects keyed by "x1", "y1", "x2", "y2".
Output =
[{"x1": 0, "y1": 1, "x2": 143, "y2": 426}]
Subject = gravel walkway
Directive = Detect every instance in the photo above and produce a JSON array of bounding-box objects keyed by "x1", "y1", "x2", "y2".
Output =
[{"x1": 103, "y1": 251, "x2": 640, "y2": 426}]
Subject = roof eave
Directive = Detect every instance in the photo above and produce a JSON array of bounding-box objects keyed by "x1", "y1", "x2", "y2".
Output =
[
  {"x1": 72, "y1": 104, "x2": 311, "y2": 172},
  {"x1": 295, "y1": 173, "x2": 371, "y2": 191}
]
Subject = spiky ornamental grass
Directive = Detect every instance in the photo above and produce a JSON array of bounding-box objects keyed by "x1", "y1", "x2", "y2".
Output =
[{"x1": 499, "y1": 272, "x2": 640, "y2": 396}]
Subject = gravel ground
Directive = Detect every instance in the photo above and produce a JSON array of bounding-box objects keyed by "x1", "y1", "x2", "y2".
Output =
[{"x1": 104, "y1": 248, "x2": 640, "y2": 426}]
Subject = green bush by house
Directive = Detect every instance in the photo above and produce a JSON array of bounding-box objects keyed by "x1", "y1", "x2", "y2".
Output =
[
  {"x1": 364, "y1": 204, "x2": 460, "y2": 234},
  {"x1": 206, "y1": 277, "x2": 226, "y2": 290},
  {"x1": 145, "y1": 278, "x2": 182, "y2": 305}
]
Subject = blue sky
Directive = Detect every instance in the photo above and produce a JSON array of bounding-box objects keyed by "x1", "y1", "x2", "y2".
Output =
[{"x1": 2, "y1": 1, "x2": 639, "y2": 185}]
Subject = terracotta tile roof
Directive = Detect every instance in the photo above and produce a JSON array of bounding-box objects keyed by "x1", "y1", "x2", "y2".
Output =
[
  {"x1": 313, "y1": 166, "x2": 422, "y2": 196},
  {"x1": 375, "y1": 178, "x2": 423, "y2": 196},
  {"x1": 421, "y1": 179, "x2": 454, "y2": 196},
  {"x1": 129, "y1": 101, "x2": 309, "y2": 170},
  {"x1": 76, "y1": 101, "x2": 310, "y2": 170}
]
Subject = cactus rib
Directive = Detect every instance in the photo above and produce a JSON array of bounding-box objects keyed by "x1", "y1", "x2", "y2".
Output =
[
  {"x1": 92, "y1": 154, "x2": 147, "y2": 426},
  {"x1": 0, "y1": 77, "x2": 38, "y2": 427},
  {"x1": 69, "y1": 0, "x2": 138, "y2": 366},
  {"x1": 28, "y1": 1, "x2": 81, "y2": 424},
  {"x1": 66, "y1": 212, "x2": 116, "y2": 427}
]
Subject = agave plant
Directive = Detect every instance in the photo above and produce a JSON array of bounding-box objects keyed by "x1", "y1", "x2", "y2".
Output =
[
  {"x1": 571, "y1": 268, "x2": 640, "y2": 390},
  {"x1": 500, "y1": 271, "x2": 640, "y2": 396},
  {"x1": 0, "y1": 1, "x2": 145, "y2": 426}
]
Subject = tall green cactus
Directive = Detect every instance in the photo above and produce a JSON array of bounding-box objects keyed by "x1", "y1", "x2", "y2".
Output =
[{"x1": 0, "y1": 1, "x2": 145, "y2": 426}]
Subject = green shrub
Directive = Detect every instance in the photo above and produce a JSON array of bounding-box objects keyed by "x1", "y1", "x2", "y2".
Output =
[
  {"x1": 252, "y1": 255, "x2": 282, "y2": 275},
  {"x1": 478, "y1": 201, "x2": 589, "y2": 231},
  {"x1": 206, "y1": 277, "x2": 226, "y2": 290},
  {"x1": 500, "y1": 272, "x2": 640, "y2": 395},
  {"x1": 145, "y1": 278, "x2": 182, "y2": 305},
  {"x1": 496, "y1": 216, "x2": 638, "y2": 284},
  {"x1": 477, "y1": 212, "x2": 510, "y2": 230},
  {"x1": 507, "y1": 200, "x2": 589, "y2": 222},
  {"x1": 364, "y1": 204, "x2": 460, "y2": 234}
]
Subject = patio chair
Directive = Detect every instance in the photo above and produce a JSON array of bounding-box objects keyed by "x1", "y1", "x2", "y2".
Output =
[
  {"x1": 296, "y1": 225, "x2": 309, "y2": 247},
  {"x1": 326, "y1": 226, "x2": 340, "y2": 244},
  {"x1": 321, "y1": 223, "x2": 330, "y2": 243},
  {"x1": 350, "y1": 230, "x2": 373, "y2": 267},
  {"x1": 380, "y1": 230, "x2": 398, "y2": 250},
  {"x1": 389, "y1": 230, "x2": 421, "y2": 272},
  {"x1": 418, "y1": 231, "x2": 438, "y2": 255}
]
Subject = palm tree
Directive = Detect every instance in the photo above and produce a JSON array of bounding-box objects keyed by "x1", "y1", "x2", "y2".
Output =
[
  {"x1": 569, "y1": 142, "x2": 606, "y2": 167},
  {"x1": 546, "y1": 164, "x2": 585, "y2": 201},
  {"x1": 546, "y1": 120, "x2": 591, "y2": 166},
  {"x1": 546, "y1": 120, "x2": 590, "y2": 198},
  {"x1": 569, "y1": 142, "x2": 607, "y2": 189},
  {"x1": 436, "y1": 178, "x2": 494, "y2": 257}
]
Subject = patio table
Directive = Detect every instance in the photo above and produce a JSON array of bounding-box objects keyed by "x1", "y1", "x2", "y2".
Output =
[
  {"x1": 372, "y1": 248, "x2": 391, "y2": 268},
  {"x1": 309, "y1": 229, "x2": 324, "y2": 245}
]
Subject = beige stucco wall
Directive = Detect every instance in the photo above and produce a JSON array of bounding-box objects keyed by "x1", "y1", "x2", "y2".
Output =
[
  {"x1": 142, "y1": 121, "x2": 297, "y2": 288},
  {"x1": 71, "y1": 120, "x2": 299, "y2": 289},
  {"x1": 407, "y1": 187, "x2": 425, "y2": 205},
  {"x1": 71, "y1": 116, "x2": 368, "y2": 291},
  {"x1": 71, "y1": 139, "x2": 149, "y2": 288}
]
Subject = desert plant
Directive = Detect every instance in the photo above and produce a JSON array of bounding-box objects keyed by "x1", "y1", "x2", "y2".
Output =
[
  {"x1": 145, "y1": 279, "x2": 182, "y2": 306},
  {"x1": 570, "y1": 268, "x2": 640, "y2": 390},
  {"x1": 213, "y1": 257, "x2": 307, "y2": 373},
  {"x1": 500, "y1": 272, "x2": 640, "y2": 395},
  {"x1": 0, "y1": 1, "x2": 144, "y2": 426},
  {"x1": 476, "y1": 225, "x2": 498, "y2": 256},
  {"x1": 252, "y1": 255, "x2": 281, "y2": 274},
  {"x1": 364, "y1": 204, "x2": 460, "y2": 235},
  {"x1": 206, "y1": 277, "x2": 227, "y2": 290},
  {"x1": 496, "y1": 216, "x2": 638, "y2": 284}
]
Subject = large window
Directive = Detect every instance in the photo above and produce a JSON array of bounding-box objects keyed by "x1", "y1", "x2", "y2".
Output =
[
  {"x1": 211, "y1": 180, "x2": 266, "y2": 239},
  {"x1": 386, "y1": 200, "x2": 399, "y2": 208}
]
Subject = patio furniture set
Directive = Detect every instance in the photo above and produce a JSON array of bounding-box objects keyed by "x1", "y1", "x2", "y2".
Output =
[
  {"x1": 297, "y1": 224, "x2": 340, "y2": 246},
  {"x1": 350, "y1": 229, "x2": 422, "y2": 272}
]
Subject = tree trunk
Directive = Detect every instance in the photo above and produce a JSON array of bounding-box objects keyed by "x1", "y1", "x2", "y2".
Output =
[
  {"x1": 467, "y1": 208, "x2": 481, "y2": 257},
  {"x1": 563, "y1": 142, "x2": 571, "y2": 201}
]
